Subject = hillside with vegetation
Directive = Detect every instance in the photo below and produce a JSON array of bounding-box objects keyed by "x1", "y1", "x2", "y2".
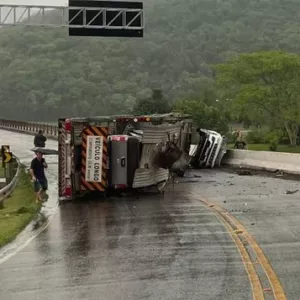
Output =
[{"x1": 0, "y1": 0, "x2": 300, "y2": 122}]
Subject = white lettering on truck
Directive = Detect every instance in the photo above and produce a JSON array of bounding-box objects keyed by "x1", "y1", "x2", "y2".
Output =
[{"x1": 85, "y1": 135, "x2": 103, "y2": 183}]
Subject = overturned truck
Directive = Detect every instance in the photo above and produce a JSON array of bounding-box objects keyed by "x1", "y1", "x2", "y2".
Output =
[
  {"x1": 58, "y1": 114, "x2": 193, "y2": 201},
  {"x1": 189, "y1": 128, "x2": 227, "y2": 168}
]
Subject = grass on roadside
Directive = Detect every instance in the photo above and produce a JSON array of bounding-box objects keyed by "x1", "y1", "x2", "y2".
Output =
[
  {"x1": 0, "y1": 165, "x2": 4, "y2": 178},
  {"x1": 228, "y1": 144, "x2": 300, "y2": 153},
  {"x1": 0, "y1": 166, "x2": 39, "y2": 248}
]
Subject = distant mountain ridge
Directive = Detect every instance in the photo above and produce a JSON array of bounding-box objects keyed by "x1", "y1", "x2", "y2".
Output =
[{"x1": 0, "y1": 0, "x2": 300, "y2": 120}]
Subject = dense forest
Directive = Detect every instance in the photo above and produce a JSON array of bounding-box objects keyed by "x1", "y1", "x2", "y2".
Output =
[{"x1": 1, "y1": 0, "x2": 300, "y2": 121}]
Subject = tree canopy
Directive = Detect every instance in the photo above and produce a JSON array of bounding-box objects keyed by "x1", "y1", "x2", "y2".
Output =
[
  {"x1": 215, "y1": 51, "x2": 300, "y2": 145},
  {"x1": 132, "y1": 89, "x2": 172, "y2": 115},
  {"x1": 1, "y1": 0, "x2": 300, "y2": 123}
]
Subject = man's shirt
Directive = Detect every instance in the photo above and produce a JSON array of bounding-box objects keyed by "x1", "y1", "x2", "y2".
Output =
[{"x1": 30, "y1": 158, "x2": 46, "y2": 180}]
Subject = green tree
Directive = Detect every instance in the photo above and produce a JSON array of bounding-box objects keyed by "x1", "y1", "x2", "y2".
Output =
[
  {"x1": 215, "y1": 51, "x2": 300, "y2": 145},
  {"x1": 174, "y1": 97, "x2": 230, "y2": 134},
  {"x1": 2, "y1": 1, "x2": 300, "y2": 120},
  {"x1": 133, "y1": 89, "x2": 171, "y2": 115}
]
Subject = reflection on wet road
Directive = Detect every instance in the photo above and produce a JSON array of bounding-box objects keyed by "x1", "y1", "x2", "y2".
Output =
[
  {"x1": 0, "y1": 130, "x2": 266, "y2": 299},
  {"x1": 0, "y1": 195, "x2": 250, "y2": 300}
]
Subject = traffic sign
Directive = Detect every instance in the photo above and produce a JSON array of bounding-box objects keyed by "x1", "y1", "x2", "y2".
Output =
[
  {"x1": 4, "y1": 152, "x2": 12, "y2": 163},
  {"x1": 1, "y1": 145, "x2": 10, "y2": 156},
  {"x1": 68, "y1": 0, "x2": 144, "y2": 38},
  {"x1": 1, "y1": 145, "x2": 10, "y2": 167}
]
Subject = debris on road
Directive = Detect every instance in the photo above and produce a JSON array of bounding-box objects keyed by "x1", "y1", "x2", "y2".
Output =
[
  {"x1": 286, "y1": 189, "x2": 299, "y2": 195},
  {"x1": 237, "y1": 170, "x2": 253, "y2": 176},
  {"x1": 275, "y1": 171, "x2": 284, "y2": 177}
]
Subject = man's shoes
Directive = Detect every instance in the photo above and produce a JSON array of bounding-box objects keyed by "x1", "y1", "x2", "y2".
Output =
[{"x1": 41, "y1": 193, "x2": 49, "y2": 202}]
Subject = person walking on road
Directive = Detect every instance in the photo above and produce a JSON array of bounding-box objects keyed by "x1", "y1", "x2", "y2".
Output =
[
  {"x1": 34, "y1": 130, "x2": 47, "y2": 148},
  {"x1": 30, "y1": 150, "x2": 48, "y2": 203}
]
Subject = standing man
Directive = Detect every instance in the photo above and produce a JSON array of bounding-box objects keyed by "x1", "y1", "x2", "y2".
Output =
[
  {"x1": 34, "y1": 130, "x2": 47, "y2": 148},
  {"x1": 234, "y1": 130, "x2": 247, "y2": 150},
  {"x1": 30, "y1": 150, "x2": 48, "y2": 203}
]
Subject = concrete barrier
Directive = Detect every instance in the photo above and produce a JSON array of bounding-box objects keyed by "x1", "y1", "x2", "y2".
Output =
[
  {"x1": 0, "y1": 119, "x2": 58, "y2": 140},
  {"x1": 223, "y1": 149, "x2": 300, "y2": 174},
  {"x1": 1, "y1": 119, "x2": 300, "y2": 175}
]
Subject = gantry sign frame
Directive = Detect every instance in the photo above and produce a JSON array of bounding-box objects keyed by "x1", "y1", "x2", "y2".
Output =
[
  {"x1": 0, "y1": 0, "x2": 144, "y2": 37},
  {"x1": 69, "y1": 0, "x2": 143, "y2": 37}
]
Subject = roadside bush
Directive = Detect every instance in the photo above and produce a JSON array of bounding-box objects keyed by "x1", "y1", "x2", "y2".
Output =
[
  {"x1": 269, "y1": 137, "x2": 279, "y2": 151},
  {"x1": 278, "y1": 136, "x2": 290, "y2": 145},
  {"x1": 245, "y1": 129, "x2": 268, "y2": 144},
  {"x1": 266, "y1": 130, "x2": 282, "y2": 151}
]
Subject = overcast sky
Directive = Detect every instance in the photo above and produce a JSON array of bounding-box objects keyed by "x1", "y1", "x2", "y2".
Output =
[{"x1": 0, "y1": 0, "x2": 67, "y2": 6}]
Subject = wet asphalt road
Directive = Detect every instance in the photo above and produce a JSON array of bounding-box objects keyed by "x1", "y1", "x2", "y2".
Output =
[
  {"x1": 0, "y1": 129, "x2": 299, "y2": 299},
  {"x1": 190, "y1": 169, "x2": 300, "y2": 300}
]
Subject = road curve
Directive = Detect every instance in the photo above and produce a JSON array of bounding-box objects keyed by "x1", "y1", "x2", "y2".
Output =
[
  {"x1": 192, "y1": 168, "x2": 300, "y2": 300},
  {"x1": 0, "y1": 129, "x2": 252, "y2": 300},
  {"x1": 0, "y1": 129, "x2": 297, "y2": 299}
]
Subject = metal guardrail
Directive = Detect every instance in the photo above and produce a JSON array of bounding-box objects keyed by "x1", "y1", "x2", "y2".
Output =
[
  {"x1": 0, "y1": 119, "x2": 58, "y2": 139},
  {"x1": 0, "y1": 155, "x2": 21, "y2": 206}
]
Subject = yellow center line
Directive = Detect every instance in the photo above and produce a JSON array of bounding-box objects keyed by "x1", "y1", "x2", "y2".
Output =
[
  {"x1": 198, "y1": 197, "x2": 287, "y2": 300},
  {"x1": 212, "y1": 210, "x2": 265, "y2": 300},
  {"x1": 218, "y1": 207, "x2": 287, "y2": 300}
]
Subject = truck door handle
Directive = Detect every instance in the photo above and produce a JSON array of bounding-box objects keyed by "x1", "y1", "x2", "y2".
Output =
[{"x1": 121, "y1": 157, "x2": 126, "y2": 167}]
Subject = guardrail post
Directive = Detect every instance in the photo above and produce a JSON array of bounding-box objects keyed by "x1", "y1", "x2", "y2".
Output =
[
  {"x1": 2, "y1": 150, "x2": 14, "y2": 184},
  {"x1": 5, "y1": 161, "x2": 14, "y2": 185},
  {"x1": 0, "y1": 153, "x2": 21, "y2": 208}
]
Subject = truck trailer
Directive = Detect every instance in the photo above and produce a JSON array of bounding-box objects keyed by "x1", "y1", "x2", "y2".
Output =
[{"x1": 58, "y1": 113, "x2": 193, "y2": 201}]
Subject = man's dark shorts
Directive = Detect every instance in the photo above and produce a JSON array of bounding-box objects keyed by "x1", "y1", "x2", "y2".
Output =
[{"x1": 34, "y1": 179, "x2": 48, "y2": 193}]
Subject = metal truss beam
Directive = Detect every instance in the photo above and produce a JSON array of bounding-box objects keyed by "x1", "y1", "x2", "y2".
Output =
[{"x1": 0, "y1": 4, "x2": 144, "y2": 30}]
